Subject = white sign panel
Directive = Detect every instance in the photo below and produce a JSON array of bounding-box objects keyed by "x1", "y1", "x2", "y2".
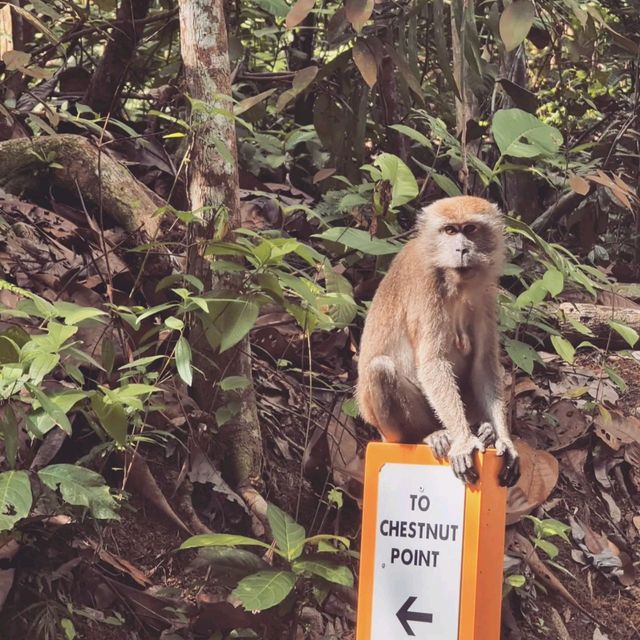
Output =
[{"x1": 370, "y1": 463, "x2": 466, "y2": 639}]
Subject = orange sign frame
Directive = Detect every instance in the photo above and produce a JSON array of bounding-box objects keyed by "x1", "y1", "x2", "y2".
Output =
[{"x1": 356, "y1": 443, "x2": 507, "y2": 640}]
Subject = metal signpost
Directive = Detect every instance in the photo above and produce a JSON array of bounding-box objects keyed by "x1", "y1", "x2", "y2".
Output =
[{"x1": 356, "y1": 444, "x2": 507, "y2": 640}]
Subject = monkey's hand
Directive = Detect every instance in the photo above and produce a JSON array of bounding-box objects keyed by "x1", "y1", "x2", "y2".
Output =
[
  {"x1": 494, "y1": 437, "x2": 520, "y2": 488},
  {"x1": 447, "y1": 434, "x2": 485, "y2": 484},
  {"x1": 423, "y1": 430, "x2": 451, "y2": 459},
  {"x1": 476, "y1": 421, "x2": 497, "y2": 447}
]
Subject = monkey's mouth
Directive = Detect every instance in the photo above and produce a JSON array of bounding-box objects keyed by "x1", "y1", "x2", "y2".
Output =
[{"x1": 455, "y1": 266, "x2": 475, "y2": 277}]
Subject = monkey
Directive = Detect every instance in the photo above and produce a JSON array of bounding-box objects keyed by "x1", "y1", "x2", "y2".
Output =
[{"x1": 356, "y1": 196, "x2": 520, "y2": 486}]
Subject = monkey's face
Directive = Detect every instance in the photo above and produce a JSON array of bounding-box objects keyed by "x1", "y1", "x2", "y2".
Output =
[{"x1": 418, "y1": 197, "x2": 504, "y2": 278}]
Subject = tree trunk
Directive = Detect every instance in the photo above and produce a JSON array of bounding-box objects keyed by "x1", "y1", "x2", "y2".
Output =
[
  {"x1": 451, "y1": 0, "x2": 480, "y2": 193},
  {"x1": 177, "y1": 0, "x2": 264, "y2": 506},
  {"x1": 84, "y1": 0, "x2": 152, "y2": 115}
]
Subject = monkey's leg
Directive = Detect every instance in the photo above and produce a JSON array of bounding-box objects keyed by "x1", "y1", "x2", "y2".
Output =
[{"x1": 365, "y1": 356, "x2": 437, "y2": 443}]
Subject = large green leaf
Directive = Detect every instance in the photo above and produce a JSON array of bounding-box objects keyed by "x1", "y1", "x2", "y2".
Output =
[
  {"x1": 26, "y1": 391, "x2": 87, "y2": 438},
  {"x1": 499, "y1": 0, "x2": 535, "y2": 51},
  {"x1": 190, "y1": 547, "x2": 269, "y2": 578},
  {"x1": 26, "y1": 384, "x2": 72, "y2": 434},
  {"x1": 373, "y1": 153, "x2": 419, "y2": 208},
  {"x1": 232, "y1": 570, "x2": 296, "y2": 611},
  {"x1": 203, "y1": 297, "x2": 260, "y2": 353},
  {"x1": 313, "y1": 228, "x2": 401, "y2": 256},
  {"x1": 175, "y1": 336, "x2": 193, "y2": 386},
  {"x1": 292, "y1": 559, "x2": 354, "y2": 586},
  {"x1": 608, "y1": 321, "x2": 639, "y2": 348},
  {"x1": 180, "y1": 533, "x2": 273, "y2": 552},
  {"x1": 493, "y1": 109, "x2": 562, "y2": 158},
  {"x1": 38, "y1": 464, "x2": 118, "y2": 520},
  {"x1": 504, "y1": 338, "x2": 541, "y2": 375},
  {"x1": 550, "y1": 335, "x2": 575, "y2": 364},
  {"x1": 267, "y1": 503, "x2": 305, "y2": 561},
  {"x1": 91, "y1": 394, "x2": 128, "y2": 446},
  {"x1": 0, "y1": 470, "x2": 32, "y2": 531}
]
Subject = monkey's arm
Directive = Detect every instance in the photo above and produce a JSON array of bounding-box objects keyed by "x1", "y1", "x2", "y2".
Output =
[
  {"x1": 472, "y1": 318, "x2": 520, "y2": 487},
  {"x1": 415, "y1": 353, "x2": 485, "y2": 483}
]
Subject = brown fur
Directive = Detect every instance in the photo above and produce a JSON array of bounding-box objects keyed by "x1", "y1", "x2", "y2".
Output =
[{"x1": 356, "y1": 196, "x2": 519, "y2": 486}]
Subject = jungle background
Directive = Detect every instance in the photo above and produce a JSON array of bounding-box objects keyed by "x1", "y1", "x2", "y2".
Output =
[{"x1": 0, "y1": 0, "x2": 639, "y2": 638}]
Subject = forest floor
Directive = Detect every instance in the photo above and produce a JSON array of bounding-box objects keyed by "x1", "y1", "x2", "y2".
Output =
[{"x1": 2, "y1": 178, "x2": 640, "y2": 640}]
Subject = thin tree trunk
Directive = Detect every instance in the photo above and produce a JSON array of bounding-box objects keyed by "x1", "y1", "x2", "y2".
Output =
[
  {"x1": 451, "y1": 0, "x2": 480, "y2": 194},
  {"x1": 85, "y1": 0, "x2": 152, "y2": 115},
  {"x1": 177, "y1": 0, "x2": 264, "y2": 510}
]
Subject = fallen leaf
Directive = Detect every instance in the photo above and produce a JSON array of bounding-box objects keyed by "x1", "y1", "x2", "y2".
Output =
[
  {"x1": 507, "y1": 439, "x2": 559, "y2": 524},
  {"x1": 594, "y1": 410, "x2": 640, "y2": 450},
  {"x1": 547, "y1": 400, "x2": 589, "y2": 451}
]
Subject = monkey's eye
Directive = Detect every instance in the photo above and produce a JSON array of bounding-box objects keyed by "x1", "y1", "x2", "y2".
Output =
[
  {"x1": 463, "y1": 224, "x2": 477, "y2": 235},
  {"x1": 443, "y1": 225, "x2": 458, "y2": 235}
]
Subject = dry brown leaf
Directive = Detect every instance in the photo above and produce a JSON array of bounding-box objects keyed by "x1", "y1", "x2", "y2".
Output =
[
  {"x1": 123, "y1": 452, "x2": 191, "y2": 535},
  {"x1": 593, "y1": 409, "x2": 640, "y2": 450},
  {"x1": 312, "y1": 167, "x2": 337, "y2": 184},
  {"x1": 547, "y1": 399, "x2": 589, "y2": 451},
  {"x1": 569, "y1": 174, "x2": 590, "y2": 196},
  {"x1": 352, "y1": 40, "x2": 377, "y2": 87},
  {"x1": 345, "y1": 0, "x2": 374, "y2": 32},
  {"x1": 285, "y1": 0, "x2": 315, "y2": 28},
  {"x1": 507, "y1": 439, "x2": 559, "y2": 524}
]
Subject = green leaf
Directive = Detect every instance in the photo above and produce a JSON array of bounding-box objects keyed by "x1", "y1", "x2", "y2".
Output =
[
  {"x1": 26, "y1": 383, "x2": 72, "y2": 434},
  {"x1": 175, "y1": 336, "x2": 193, "y2": 386},
  {"x1": 28, "y1": 352, "x2": 59, "y2": 385},
  {"x1": 26, "y1": 391, "x2": 86, "y2": 438},
  {"x1": 179, "y1": 533, "x2": 273, "y2": 552},
  {"x1": 203, "y1": 298, "x2": 260, "y2": 353},
  {"x1": 608, "y1": 321, "x2": 639, "y2": 348},
  {"x1": 372, "y1": 153, "x2": 419, "y2": 208},
  {"x1": 190, "y1": 547, "x2": 269, "y2": 578},
  {"x1": 506, "y1": 574, "x2": 526, "y2": 588},
  {"x1": 313, "y1": 228, "x2": 401, "y2": 256},
  {"x1": 389, "y1": 124, "x2": 432, "y2": 149},
  {"x1": 499, "y1": 0, "x2": 535, "y2": 51},
  {"x1": 232, "y1": 570, "x2": 296, "y2": 611},
  {"x1": 341, "y1": 398, "x2": 359, "y2": 418},
  {"x1": 253, "y1": 0, "x2": 289, "y2": 17},
  {"x1": 0, "y1": 470, "x2": 32, "y2": 531},
  {"x1": 535, "y1": 538, "x2": 559, "y2": 559},
  {"x1": 165, "y1": 316, "x2": 185, "y2": 331},
  {"x1": 37, "y1": 464, "x2": 118, "y2": 520},
  {"x1": 219, "y1": 376, "x2": 251, "y2": 391},
  {"x1": 302, "y1": 533, "x2": 351, "y2": 549},
  {"x1": 542, "y1": 268, "x2": 564, "y2": 297},
  {"x1": 604, "y1": 365, "x2": 627, "y2": 393},
  {"x1": 550, "y1": 335, "x2": 575, "y2": 364},
  {"x1": 292, "y1": 559, "x2": 353, "y2": 586},
  {"x1": 91, "y1": 394, "x2": 128, "y2": 446},
  {"x1": 536, "y1": 518, "x2": 571, "y2": 542},
  {"x1": 493, "y1": 109, "x2": 563, "y2": 158},
  {"x1": 267, "y1": 503, "x2": 306, "y2": 561},
  {"x1": 0, "y1": 406, "x2": 19, "y2": 468},
  {"x1": 516, "y1": 280, "x2": 547, "y2": 307},
  {"x1": 504, "y1": 338, "x2": 540, "y2": 375}
]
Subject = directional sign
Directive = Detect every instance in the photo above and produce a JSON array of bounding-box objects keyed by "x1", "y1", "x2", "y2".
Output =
[{"x1": 356, "y1": 444, "x2": 507, "y2": 640}]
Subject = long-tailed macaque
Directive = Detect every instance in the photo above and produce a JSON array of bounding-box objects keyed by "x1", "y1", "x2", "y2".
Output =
[{"x1": 356, "y1": 196, "x2": 520, "y2": 486}]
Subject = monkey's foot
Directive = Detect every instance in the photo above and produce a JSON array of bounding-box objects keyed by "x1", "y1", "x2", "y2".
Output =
[
  {"x1": 448, "y1": 435, "x2": 485, "y2": 484},
  {"x1": 494, "y1": 438, "x2": 521, "y2": 487},
  {"x1": 423, "y1": 430, "x2": 450, "y2": 459},
  {"x1": 476, "y1": 422, "x2": 496, "y2": 447}
]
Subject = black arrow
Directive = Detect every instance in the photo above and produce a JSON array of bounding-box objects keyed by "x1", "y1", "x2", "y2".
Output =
[{"x1": 396, "y1": 596, "x2": 433, "y2": 636}]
